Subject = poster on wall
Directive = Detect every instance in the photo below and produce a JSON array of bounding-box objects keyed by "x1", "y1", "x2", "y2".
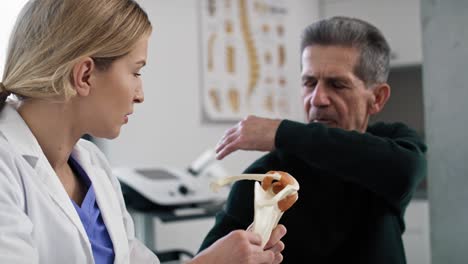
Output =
[{"x1": 199, "y1": 0, "x2": 291, "y2": 122}]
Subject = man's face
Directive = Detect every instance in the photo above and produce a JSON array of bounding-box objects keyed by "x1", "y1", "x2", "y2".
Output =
[{"x1": 301, "y1": 45, "x2": 376, "y2": 133}]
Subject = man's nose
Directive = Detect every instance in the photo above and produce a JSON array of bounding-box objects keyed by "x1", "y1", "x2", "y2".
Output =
[
  {"x1": 134, "y1": 86, "x2": 144, "y2": 103},
  {"x1": 311, "y1": 83, "x2": 330, "y2": 107}
]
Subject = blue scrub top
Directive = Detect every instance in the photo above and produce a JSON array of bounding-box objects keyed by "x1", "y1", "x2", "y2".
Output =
[{"x1": 69, "y1": 157, "x2": 115, "y2": 264}]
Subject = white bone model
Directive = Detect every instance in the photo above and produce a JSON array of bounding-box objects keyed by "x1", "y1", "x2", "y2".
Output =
[{"x1": 211, "y1": 171, "x2": 299, "y2": 247}]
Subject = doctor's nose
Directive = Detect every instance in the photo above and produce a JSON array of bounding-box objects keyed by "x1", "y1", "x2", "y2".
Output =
[{"x1": 134, "y1": 86, "x2": 144, "y2": 104}]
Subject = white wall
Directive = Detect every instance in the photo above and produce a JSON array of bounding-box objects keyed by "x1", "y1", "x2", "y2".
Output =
[
  {"x1": 101, "y1": 0, "x2": 318, "y2": 174},
  {"x1": 370, "y1": 66, "x2": 425, "y2": 137},
  {"x1": 0, "y1": 0, "x2": 30, "y2": 77},
  {"x1": 421, "y1": 0, "x2": 468, "y2": 263},
  {"x1": 318, "y1": 0, "x2": 422, "y2": 67}
]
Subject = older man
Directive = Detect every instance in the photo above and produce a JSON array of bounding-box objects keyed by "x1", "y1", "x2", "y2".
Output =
[{"x1": 200, "y1": 16, "x2": 427, "y2": 264}]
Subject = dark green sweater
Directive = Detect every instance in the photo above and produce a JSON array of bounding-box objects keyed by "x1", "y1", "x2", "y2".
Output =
[{"x1": 199, "y1": 120, "x2": 427, "y2": 264}]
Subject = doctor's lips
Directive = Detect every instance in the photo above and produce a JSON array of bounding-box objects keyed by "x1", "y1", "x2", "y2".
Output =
[{"x1": 124, "y1": 112, "x2": 133, "y2": 123}]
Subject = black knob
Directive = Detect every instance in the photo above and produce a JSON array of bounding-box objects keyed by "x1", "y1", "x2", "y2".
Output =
[{"x1": 178, "y1": 185, "x2": 189, "y2": 195}]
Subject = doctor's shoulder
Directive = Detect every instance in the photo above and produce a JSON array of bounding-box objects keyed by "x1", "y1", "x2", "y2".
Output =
[
  {"x1": 0, "y1": 132, "x2": 23, "y2": 175},
  {"x1": 0, "y1": 134, "x2": 27, "y2": 202}
]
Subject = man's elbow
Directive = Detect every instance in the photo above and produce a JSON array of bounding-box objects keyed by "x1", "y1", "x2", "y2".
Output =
[{"x1": 393, "y1": 152, "x2": 427, "y2": 202}]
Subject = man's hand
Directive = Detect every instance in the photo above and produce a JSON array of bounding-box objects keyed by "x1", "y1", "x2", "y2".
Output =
[{"x1": 216, "y1": 115, "x2": 282, "y2": 160}]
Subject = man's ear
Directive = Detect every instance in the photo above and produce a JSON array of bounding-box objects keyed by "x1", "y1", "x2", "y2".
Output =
[
  {"x1": 72, "y1": 57, "x2": 95, "y2": 97},
  {"x1": 369, "y1": 83, "x2": 391, "y2": 115}
]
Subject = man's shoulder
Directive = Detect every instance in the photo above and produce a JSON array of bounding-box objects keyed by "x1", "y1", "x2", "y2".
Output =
[
  {"x1": 367, "y1": 121, "x2": 421, "y2": 138},
  {"x1": 367, "y1": 121, "x2": 427, "y2": 153}
]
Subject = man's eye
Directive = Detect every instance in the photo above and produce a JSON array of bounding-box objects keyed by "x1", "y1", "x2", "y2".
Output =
[
  {"x1": 331, "y1": 81, "x2": 346, "y2": 89},
  {"x1": 134, "y1": 73, "x2": 141, "y2": 77},
  {"x1": 303, "y1": 81, "x2": 316, "y2": 89}
]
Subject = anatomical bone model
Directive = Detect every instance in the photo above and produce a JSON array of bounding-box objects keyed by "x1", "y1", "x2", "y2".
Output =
[{"x1": 211, "y1": 171, "x2": 299, "y2": 247}]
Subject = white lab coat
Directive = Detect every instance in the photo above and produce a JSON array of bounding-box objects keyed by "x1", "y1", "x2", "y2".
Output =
[{"x1": 0, "y1": 102, "x2": 160, "y2": 264}]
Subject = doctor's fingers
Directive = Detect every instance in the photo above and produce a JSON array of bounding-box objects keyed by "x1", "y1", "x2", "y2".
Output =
[
  {"x1": 243, "y1": 230, "x2": 279, "y2": 264},
  {"x1": 264, "y1": 240, "x2": 285, "y2": 264},
  {"x1": 243, "y1": 245, "x2": 281, "y2": 264},
  {"x1": 264, "y1": 224, "x2": 287, "y2": 250},
  {"x1": 251, "y1": 250, "x2": 276, "y2": 264},
  {"x1": 266, "y1": 241, "x2": 285, "y2": 255},
  {"x1": 273, "y1": 252, "x2": 284, "y2": 264},
  {"x1": 242, "y1": 230, "x2": 262, "y2": 245},
  {"x1": 242, "y1": 232, "x2": 277, "y2": 264}
]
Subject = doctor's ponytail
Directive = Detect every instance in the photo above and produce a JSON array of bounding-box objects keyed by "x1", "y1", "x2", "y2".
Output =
[{"x1": 0, "y1": 82, "x2": 10, "y2": 111}]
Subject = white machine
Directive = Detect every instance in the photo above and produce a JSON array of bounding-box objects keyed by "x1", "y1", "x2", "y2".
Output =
[{"x1": 113, "y1": 149, "x2": 230, "y2": 208}]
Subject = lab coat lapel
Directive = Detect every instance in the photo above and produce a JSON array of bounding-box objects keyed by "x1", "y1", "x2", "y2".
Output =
[
  {"x1": 73, "y1": 146, "x2": 129, "y2": 263},
  {"x1": 34, "y1": 157, "x2": 91, "y2": 245},
  {"x1": 0, "y1": 103, "x2": 92, "y2": 252}
]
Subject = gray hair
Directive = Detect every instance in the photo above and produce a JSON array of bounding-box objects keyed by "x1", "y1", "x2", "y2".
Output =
[{"x1": 300, "y1": 16, "x2": 390, "y2": 86}]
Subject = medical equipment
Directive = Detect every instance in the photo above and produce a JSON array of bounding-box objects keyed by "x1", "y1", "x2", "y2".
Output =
[{"x1": 113, "y1": 149, "x2": 230, "y2": 210}]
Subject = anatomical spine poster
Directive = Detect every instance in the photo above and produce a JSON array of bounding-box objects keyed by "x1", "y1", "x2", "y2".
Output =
[{"x1": 200, "y1": 0, "x2": 290, "y2": 122}]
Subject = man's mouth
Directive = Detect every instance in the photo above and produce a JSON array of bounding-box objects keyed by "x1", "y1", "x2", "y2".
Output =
[
  {"x1": 313, "y1": 119, "x2": 331, "y2": 123},
  {"x1": 311, "y1": 118, "x2": 336, "y2": 125}
]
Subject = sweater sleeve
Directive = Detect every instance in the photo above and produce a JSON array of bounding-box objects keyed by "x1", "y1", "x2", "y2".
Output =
[{"x1": 275, "y1": 120, "x2": 427, "y2": 210}]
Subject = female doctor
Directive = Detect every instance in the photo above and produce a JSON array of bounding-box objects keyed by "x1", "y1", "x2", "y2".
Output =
[{"x1": 0, "y1": 0, "x2": 286, "y2": 263}]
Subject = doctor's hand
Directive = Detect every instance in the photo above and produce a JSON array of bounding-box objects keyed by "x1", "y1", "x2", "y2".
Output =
[
  {"x1": 264, "y1": 224, "x2": 287, "y2": 263},
  {"x1": 191, "y1": 225, "x2": 287, "y2": 264},
  {"x1": 216, "y1": 115, "x2": 282, "y2": 160}
]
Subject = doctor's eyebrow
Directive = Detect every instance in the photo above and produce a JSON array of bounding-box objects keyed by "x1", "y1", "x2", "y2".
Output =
[{"x1": 135, "y1": 60, "x2": 146, "y2": 66}]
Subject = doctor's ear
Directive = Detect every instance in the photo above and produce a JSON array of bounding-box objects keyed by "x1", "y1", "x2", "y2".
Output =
[
  {"x1": 72, "y1": 57, "x2": 95, "y2": 97},
  {"x1": 369, "y1": 83, "x2": 391, "y2": 115}
]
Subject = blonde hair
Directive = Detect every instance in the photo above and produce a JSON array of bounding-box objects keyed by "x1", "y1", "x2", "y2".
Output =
[{"x1": 0, "y1": 0, "x2": 152, "y2": 110}]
